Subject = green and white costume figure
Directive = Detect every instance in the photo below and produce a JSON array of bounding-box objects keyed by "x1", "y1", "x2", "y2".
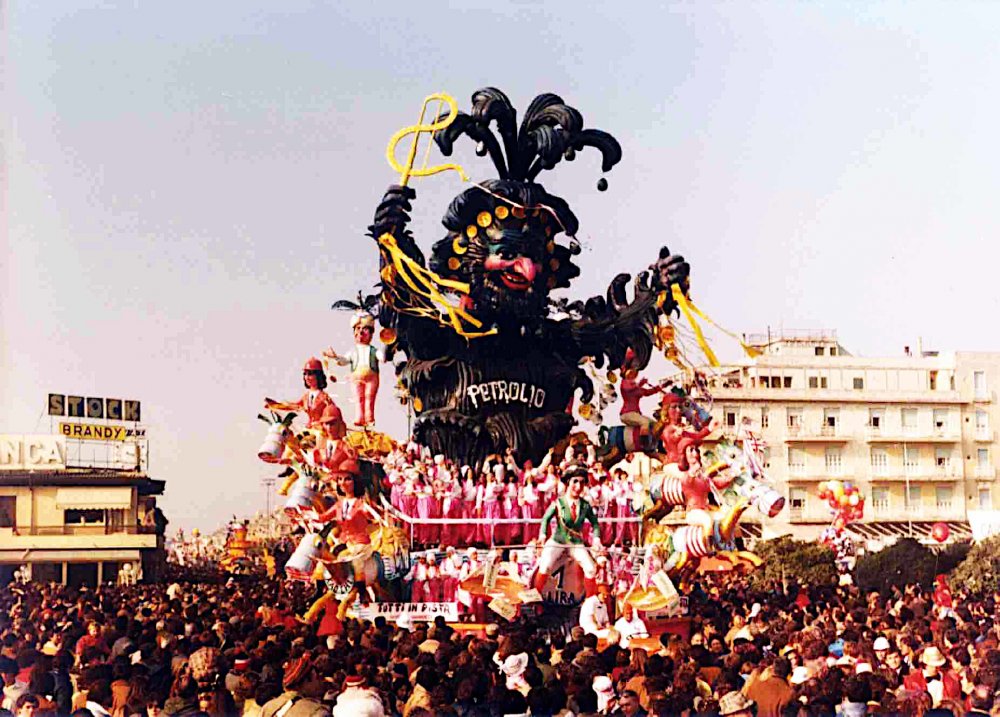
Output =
[{"x1": 533, "y1": 463, "x2": 602, "y2": 597}]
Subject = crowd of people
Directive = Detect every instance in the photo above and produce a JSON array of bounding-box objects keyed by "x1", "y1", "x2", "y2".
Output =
[{"x1": 4, "y1": 569, "x2": 1000, "y2": 717}]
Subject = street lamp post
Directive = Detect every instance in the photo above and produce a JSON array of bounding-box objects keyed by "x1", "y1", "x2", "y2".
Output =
[{"x1": 261, "y1": 477, "x2": 275, "y2": 539}]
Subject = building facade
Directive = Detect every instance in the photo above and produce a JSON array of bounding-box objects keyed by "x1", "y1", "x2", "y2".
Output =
[
  {"x1": 0, "y1": 434, "x2": 166, "y2": 586},
  {"x1": 704, "y1": 330, "x2": 999, "y2": 545}
]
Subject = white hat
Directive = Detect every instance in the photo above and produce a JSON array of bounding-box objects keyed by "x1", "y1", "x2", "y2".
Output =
[
  {"x1": 749, "y1": 603, "x2": 761, "y2": 619},
  {"x1": 790, "y1": 666, "x2": 810, "y2": 685},
  {"x1": 873, "y1": 637, "x2": 890, "y2": 651},
  {"x1": 593, "y1": 675, "x2": 613, "y2": 693},
  {"x1": 396, "y1": 614, "x2": 413, "y2": 632},
  {"x1": 921, "y1": 646, "x2": 947, "y2": 667},
  {"x1": 500, "y1": 653, "x2": 529, "y2": 678}
]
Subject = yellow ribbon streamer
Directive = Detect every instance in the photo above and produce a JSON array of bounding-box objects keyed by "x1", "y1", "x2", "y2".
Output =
[
  {"x1": 670, "y1": 285, "x2": 763, "y2": 366},
  {"x1": 378, "y1": 232, "x2": 497, "y2": 339},
  {"x1": 672, "y1": 285, "x2": 719, "y2": 367}
]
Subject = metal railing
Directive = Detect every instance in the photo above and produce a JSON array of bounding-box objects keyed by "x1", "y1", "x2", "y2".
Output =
[{"x1": 17, "y1": 524, "x2": 157, "y2": 536}]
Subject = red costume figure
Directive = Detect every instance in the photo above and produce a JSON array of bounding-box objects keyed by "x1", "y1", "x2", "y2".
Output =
[
  {"x1": 933, "y1": 574, "x2": 954, "y2": 612},
  {"x1": 265, "y1": 357, "x2": 343, "y2": 430},
  {"x1": 315, "y1": 448, "x2": 373, "y2": 612},
  {"x1": 424, "y1": 554, "x2": 443, "y2": 602},
  {"x1": 677, "y1": 437, "x2": 733, "y2": 537},
  {"x1": 325, "y1": 312, "x2": 381, "y2": 427},
  {"x1": 406, "y1": 554, "x2": 428, "y2": 602},
  {"x1": 619, "y1": 370, "x2": 662, "y2": 432},
  {"x1": 659, "y1": 393, "x2": 712, "y2": 465}
]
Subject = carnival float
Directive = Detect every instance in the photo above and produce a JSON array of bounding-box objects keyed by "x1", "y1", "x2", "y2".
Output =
[{"x1": 256, "y1": 88, "x2": 786, "y2": 632}]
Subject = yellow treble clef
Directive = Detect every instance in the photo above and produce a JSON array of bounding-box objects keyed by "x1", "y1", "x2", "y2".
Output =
[{"x1": 385, "y1": 92, "x2": 469, "y2": 187}]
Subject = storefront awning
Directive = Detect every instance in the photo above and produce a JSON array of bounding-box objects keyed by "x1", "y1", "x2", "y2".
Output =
[{"x1": 55, "y1": 487, "x2": 132, "y2": 510}]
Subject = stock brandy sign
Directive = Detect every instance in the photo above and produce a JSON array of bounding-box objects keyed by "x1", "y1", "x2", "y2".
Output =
[{"x1": 48, "y1": 394, "x2": 141, "y2": 422}]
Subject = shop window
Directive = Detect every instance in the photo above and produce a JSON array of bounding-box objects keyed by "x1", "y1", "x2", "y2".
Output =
[
  {"x1": 65, "y1": 509, "x2": 104, "y2": 525},
  {"x1": 0, "y1": 497, "x2": 15, "y2": 528}
]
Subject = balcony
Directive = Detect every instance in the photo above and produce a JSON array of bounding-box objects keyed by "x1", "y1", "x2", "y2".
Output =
[
  {"x1": 785, "y1": 425, "x2": 850, "y2": 443},
  {"x1": 868, "y1": 470, "x2": 962, "y2": 482},
  {"x1": 975, "y1": 467, "x2": 996, "y2": 479},
  {"x1": 867, "y1": 429, "x2": 960, "y2": 444},
  {"x1": 24, "y1": 524, "x2": 157, "y2": 536},
  {"x1": 868, "y1": 502, "x2": 966, "y2": 521},
  {"x1": 0, "y1": 525, "x2": 158, "y2": 551},
  {"x1": 975, "y1": 428, "x2": 995, "y2": 442},
  {"x1": 708, "y1": 385, "x2": 962, "y2": 405}
]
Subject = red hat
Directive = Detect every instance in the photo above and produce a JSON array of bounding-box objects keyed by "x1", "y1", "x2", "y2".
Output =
[
  {"x1": 621, "y1": 347, "x2": 637, "y2": 370},
  {"x1": 303, "y1": 357, "x2": 323, "y2": 372},
  {"x1": 233, "y1": 658, "x2": 250, "y2": 671},
  {"x1": 325, "y1": 442, "x2": 360, "y2": 477},
  {"x1": 317, "y1": 403, "x2": 346, "y2": 431},
  {"x1": 283, "y1": 656, "x2": 312, "y2": 689},
  {"x1": 660, "y1": 391, "x2": 683, "y2": 405},
  {"x1": 344, "y1": 675, "x2": 366, "y2": 688}
]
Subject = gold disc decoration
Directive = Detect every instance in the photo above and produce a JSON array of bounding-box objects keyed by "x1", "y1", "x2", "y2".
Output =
[
  {"x1": 447, "y1": 257, "x2": 461, "y2": 270},
  {"x1": 495, "y1": 205, "x2": 509, "y2": 220},
  {"x1": 412, "y1": 397, "x2": 423, "y2": 412},
  {"x1": 452, "y1": 238, "x2": 468, "y2": 255},
  {"x1": 466, "y1": 225, "x2": 478, "y2": 239},
  {"x1": 511, "y1": 206, "x2": 526, "y2": 219},
  {"x1": 578, "y1": 403, "x2": 593, "y2": 419},
  {"x1": 379, "y1": 327, "x2": 397, "y2": 345},
  {"x1": 476, "y1": 211, "x2": 492, "y2": 228},
  {"x1": 607, "y1": 371, "x2": 618, "y2": 384}
]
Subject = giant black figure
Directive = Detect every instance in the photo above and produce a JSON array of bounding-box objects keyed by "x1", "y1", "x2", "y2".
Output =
[{"x1": 361, "y1": 88, "x2": 691, "y2": 468}]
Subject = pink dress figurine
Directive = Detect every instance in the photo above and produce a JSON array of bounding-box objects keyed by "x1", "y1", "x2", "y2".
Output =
[
  {"x1": 400, "y1": 474, "x2": 418, "y2": 524},
  {"x1": 504, "y1": 480, "x2": 522, "y2": 545},
  {"x1": 325, "y1": 312, "x2": 382, "y2": 427},
  {"x1": 415, "y1": 481, "x2": 439, "y2": 545},
  {"x1": 441, "y1": 547, "x2": 463, "y2": 602},
  {"x1": 615, "y1": 471, "x2": 638, "y2": 545},
  {"x1": 520, "y1": 478, "x2": 542, "y2": 534},
  {"x1": 441, "y1": 475, "x2": 462, "y2": 547},
  {"x1": 482, "y1": 478, "x2": 503, "y2": 546},
  {"x1": 424, "y1": 555, "x2": 443, "y2": 602},
  {"x1": 462, "y1": 469, "x2": 478, "y2": 545}
]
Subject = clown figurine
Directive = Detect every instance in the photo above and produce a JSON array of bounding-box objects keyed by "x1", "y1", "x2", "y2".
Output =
[
  {"x1": 534, "y1": 462, "x2": 603, "y2": 597},
  {"x1": 325, "y1": 312, "x2": 382, "y2": 427}
]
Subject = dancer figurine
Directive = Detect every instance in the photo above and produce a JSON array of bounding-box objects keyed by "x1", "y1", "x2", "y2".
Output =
[
  {"x1": 533, "y1": 463, "x2": 602, "y2": 597},
  {"x1": 325, "y1": 312, "x2": 382, "y2": 427},
  {"x1": 619, "y1": 350, "x2": 664, "y2": 432},
  {"x1": 264, "y1": 358, "x2": 342, "y2": 430}
]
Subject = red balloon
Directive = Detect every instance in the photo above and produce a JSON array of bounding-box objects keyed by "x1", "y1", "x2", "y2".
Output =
[{"x1": 931, "y1": 522, "x2": 950, "y2": 543}]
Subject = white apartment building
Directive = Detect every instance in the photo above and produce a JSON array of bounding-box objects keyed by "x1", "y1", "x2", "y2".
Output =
[{"x1": 704, "y1": 330, "x2": 1000, "y2": 545}]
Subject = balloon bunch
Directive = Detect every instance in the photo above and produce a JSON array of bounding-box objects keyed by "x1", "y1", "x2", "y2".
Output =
[{"x1": 817, "y1": 480, "x2": 865, "y2": 534}]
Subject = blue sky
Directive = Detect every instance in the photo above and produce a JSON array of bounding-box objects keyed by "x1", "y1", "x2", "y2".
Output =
[{"x1": 3, "y1": 1, "x2": 1000, "y2": 530}]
